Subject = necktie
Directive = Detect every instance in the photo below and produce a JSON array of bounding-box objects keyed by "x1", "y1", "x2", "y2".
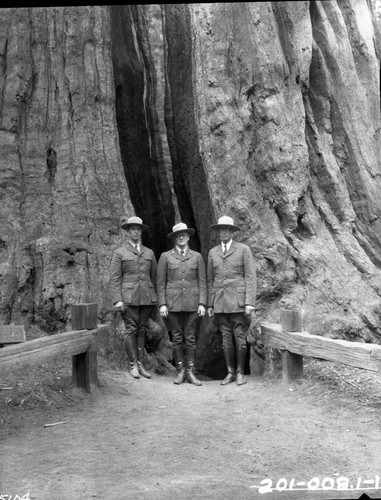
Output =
[
  {"x1": 135, "y1": 244, "x2": 139, "y2": 252},
  {"x1": 182, "y1": 249, "x2": 185, "y2": 257},
  {"x1": 224, "y1": 244, "x2": 227, "y2": 254}
]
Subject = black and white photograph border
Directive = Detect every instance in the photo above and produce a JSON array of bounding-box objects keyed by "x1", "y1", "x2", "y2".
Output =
[{"x1": 0, "y1": 2, "x2": 381, "y2": 499}]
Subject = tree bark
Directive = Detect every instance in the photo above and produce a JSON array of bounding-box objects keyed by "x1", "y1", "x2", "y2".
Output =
[
  {"x1": 164, "y1": 2, "x2": 381, "y2": 346},
  {"x1": 0, "y1": 7, "x2": 132, "y2": 329},
  {"x1": 0, "y1": 4, "x2": 380, "y2": 375}
]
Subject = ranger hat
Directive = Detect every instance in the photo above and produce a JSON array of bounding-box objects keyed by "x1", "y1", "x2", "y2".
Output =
[
  {"x1": 210, "y1": 215, "x2": 240, "y2": 232},
  {"x1": 120, "y1": 215, "x2": 148, "y2": 231},
  {"x1": 167, "y1": 222, "x2": 195, "y2": 239}
]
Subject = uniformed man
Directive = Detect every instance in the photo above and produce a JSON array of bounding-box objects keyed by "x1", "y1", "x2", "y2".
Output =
[
  {"x1": 109, "y1": 216, "x2": 158, "y2": 379},
  {"x1": 207, "y1": 216, "x2": 256, "y2": 386},
  {"x1": 157, "y1": 222, "x2": 206, "y2": 386}
]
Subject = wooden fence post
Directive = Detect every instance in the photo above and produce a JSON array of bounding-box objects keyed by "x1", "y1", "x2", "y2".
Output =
[
  {"x1": 71, "y1": 303, "x2": 99, "y2": 393},
  {"x1": 280, "y1": 309, "x2": 303, "y2": 383}
]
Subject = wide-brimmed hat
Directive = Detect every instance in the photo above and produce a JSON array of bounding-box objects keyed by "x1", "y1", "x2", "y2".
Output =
[
  {"x1": 210, "y1": 215, "x2": 240, "y2": 232},
  {"x1": 167, "y1": 222, "x2": 195, "y2": 239},
  {"x1": 120, "y1": 215, "x2": 148, "y2": 231}
]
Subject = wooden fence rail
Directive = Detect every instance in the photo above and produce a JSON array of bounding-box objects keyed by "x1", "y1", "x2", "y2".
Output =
[
  {"x1": 261, "y1": 309, "x2": 381, "y2": 383},
  {"x1": 0, "y1": 303, "x2": 109, "y2": 393}
]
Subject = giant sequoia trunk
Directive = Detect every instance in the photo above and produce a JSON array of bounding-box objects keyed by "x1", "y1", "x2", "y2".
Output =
[
  {"x1": 0, "y1": 7, "x2": 134, "y2": 331},
  {"x1": 164, "y1": 2, "x2": 381, "y2": 372},
  {"x1": 0, "y1": 3, "x2": 380, "y2": 374}
]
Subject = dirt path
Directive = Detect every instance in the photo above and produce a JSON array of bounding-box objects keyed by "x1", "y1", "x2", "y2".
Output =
[{"x1": 1, "y1": 362, "x2": 381, "y2": 500}]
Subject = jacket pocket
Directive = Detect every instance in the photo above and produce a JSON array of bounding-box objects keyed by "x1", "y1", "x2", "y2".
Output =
[
  {"x1": 233, "y1": 263, "x2": 244, "y2": 274},
  {"x1": 237, "y1": 287, "x2": 246, "y2": 308},
  {"x1": 168, "y1": 264, "x2": 179, "y2": 280},
  {"x1": 122, "y1": 256, "x2": 135, "y2": 272},
  {"x1": 189, "y1": 264, "x2": 198, "y2": 279},
  {"x1": 122, "y1": 283, "x2": 134, "y2": 303}
]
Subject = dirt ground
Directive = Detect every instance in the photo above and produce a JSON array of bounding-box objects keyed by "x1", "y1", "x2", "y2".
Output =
[{"x1": 1, "y1": 356, "x2": 381, "y2": 500}]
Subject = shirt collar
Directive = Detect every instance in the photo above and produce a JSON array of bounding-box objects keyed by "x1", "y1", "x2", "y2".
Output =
[
  {"x1": 221, "y1": 239, "x2": 233, "y2": 252},
  {"x1": 176, "y1": 245, "x2": 188, "y2": 255},
  {"x1": 128, "y1": 239, "x2": 141, "y2": 251}
]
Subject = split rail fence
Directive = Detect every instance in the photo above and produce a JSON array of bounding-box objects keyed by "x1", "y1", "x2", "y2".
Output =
[
  {"x1": 0, "y1": 303, "x2": 108, "y2": 393},
  {"x1": 261, "y1": 309, "x2": 381, "y2": 383},
  {"x1": 3, "y1": 305, "x2": 379, "y2": 389}
]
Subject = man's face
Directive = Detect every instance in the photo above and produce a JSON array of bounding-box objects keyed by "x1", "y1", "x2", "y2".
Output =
[
  {"x1": 127, "y1": 225, "x2": 142, "y2": 242},
  {"x1": 218, "y1": 227, "x2": 233, "y2": 244},
  {"x1": 175, "y1": 231, "x2": 190, "y2": 247}
]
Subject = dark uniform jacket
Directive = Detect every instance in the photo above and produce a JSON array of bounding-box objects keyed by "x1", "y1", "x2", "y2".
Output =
[
  {"x1": 156, "y1": 249, "x2": 207, "y2": 312},
  {"x1": 207, "y1": 241, "x2": 256, "y2": 313},
  {"x1": 109, "y1": 241, "x2": 158, "y2": 306}
]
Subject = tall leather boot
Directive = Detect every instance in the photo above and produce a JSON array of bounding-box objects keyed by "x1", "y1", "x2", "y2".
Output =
[
  {"x1": 221, "y1": 347, "x2": 236, "y2": 385},
  {"x1": 137, "y1": 336, "x2": 151, "y2": 379},
  {"x1": 236, "y1": 346, "x2": 247, "y2": 386},
  {"x1": 185, "y1": 347, "x2": 202, "y2": 386},
  {"x1": 173, "y1": 345, "x2": 186, "y2": 385},
  {"x1": 124, "y1": 335, "x2": 140, "y2": 379}
]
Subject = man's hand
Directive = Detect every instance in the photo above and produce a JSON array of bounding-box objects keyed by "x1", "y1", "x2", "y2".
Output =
[
  {"x1": 245, "y1": 305, "x2": 255, "y2": 315},
  {"x1": 159, "y1": 305, "x2": 168, "y2": 318},
  {"x1": 198, "y1": 305, "x2": 206, "y2": 317},
  {"x1": 114, "y1": 301, "x2": 124, "y2": 312},
  {"x1": 207, "y1": 307, "x2": 214, "y2": 317}
]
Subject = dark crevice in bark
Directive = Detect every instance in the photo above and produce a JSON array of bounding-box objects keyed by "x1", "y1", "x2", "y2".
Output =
[
  {"x1": 163, "y1": 4, "x2": 224, "y2": 378},
  {"x1": 163, "y1": 4, "x2": 215, "y2": 261},
  {"x1": 110, "y1": 5, "x2": 175, "y2": 259},
  {"x1": 45, "y1": 147, "x2": 57, "y2": 184},
  {"x1": 292, "y1": 193, "x2": 316, "y2": 239}
]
